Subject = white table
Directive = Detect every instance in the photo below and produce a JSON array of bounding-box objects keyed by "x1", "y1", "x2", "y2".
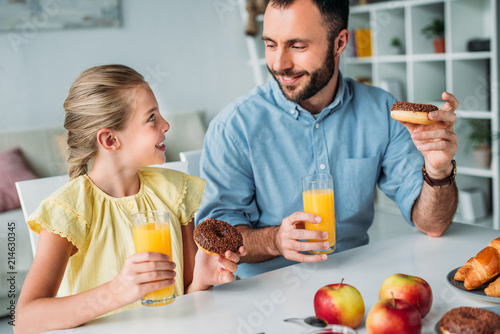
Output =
[{"x1": 48, "y1": 223, "x2": 498, "y2": 334}]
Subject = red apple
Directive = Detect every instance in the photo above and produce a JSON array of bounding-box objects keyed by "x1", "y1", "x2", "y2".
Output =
[
  {"x1": 366, "y1": 298, "x2": 422, "y2": 334},
  {"x1": 313, "y1": 279, "x2": 365, "y2": 328},
  {"x1": 379, "y1": 273, "x2": 433, "y2": 318}
]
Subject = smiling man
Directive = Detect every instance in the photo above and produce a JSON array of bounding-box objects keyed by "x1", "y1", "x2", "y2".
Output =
[
  {"x1": 197, "y1": 0, "x2": 459, "y2": 278},
  {"x1": 263, "y1": 0, "x2": 340, "y2": 111}
]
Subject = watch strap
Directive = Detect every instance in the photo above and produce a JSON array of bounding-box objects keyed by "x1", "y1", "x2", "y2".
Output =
[{"x1": 422, "y1": 160, "x2": 457, "y2": 187}]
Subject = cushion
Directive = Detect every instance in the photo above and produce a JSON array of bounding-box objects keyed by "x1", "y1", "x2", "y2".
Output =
[
  {"x1": 0, "y1": 127, "x2": 68, "y2": 177},
  {"x1": 54, "y1": 133, "x2": 69, "y2": 162},
  {"x1": 0, "y1": 147, "x2": 38, "y2": 212}
]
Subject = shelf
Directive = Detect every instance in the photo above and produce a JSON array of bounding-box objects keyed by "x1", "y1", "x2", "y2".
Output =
[
  {"x1": 411, "y1": 0, "x2": 449, "y2": 6},
  {"x1": 456, "y1": 111, "x2": 493, "y2": 119},
  {"x1": 449, "y1": 52, "x2": 492, "y2": 60},
  {"x1": 412, "y1": 53, "x2": 446, "y2": 62},
  {"x1": 346, "y1": 52, "x2": 491, "y2": 64},
  {"x1": 451, "y1": 58, "x2": 491, "y2": 111},
  {"x1": 450, "y1": 0, "x2": 492, "y2": 53},
  {"x1": 342, "y1": 0, "x2": 499, "y2": 230},
  {"x1": 350, "y1": 0, "x2": 445, "y2": 14},
  {"x1": 457, "y1": 166, "x2": 493, "y2": 178},
  {"x1": 376, "y1": 55, "x2": 407, "y2": 63},
  {"x1": 345, "y1": 52, "x2": 491, "y2": 63}
]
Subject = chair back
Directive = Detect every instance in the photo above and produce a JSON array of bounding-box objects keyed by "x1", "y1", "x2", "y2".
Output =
[
  {"x1": 16, "y1": 175, "x2": 70, "y2": 258},
  {"x1": 179, "y1": 149, "x2": 202, "y2": 177},
  {"x1": 151, "y1": 160, "x2": 189, "y2": 174}
]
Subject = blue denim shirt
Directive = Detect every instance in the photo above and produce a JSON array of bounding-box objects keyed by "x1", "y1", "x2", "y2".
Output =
[{"x1": 197, "y1": 73, "x2": 423, "y2": 278}]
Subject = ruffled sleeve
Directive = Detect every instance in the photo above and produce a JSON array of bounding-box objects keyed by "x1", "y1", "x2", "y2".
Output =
[
  {"x1": 175, "y1": 174, "x2": 206, "y2": 225},
  {"x1": 27, "y1": 178, "x2": 91, "y2": 251},
  {"x1": 141, "y1": 167, "x2": 206, "y2": 226}
]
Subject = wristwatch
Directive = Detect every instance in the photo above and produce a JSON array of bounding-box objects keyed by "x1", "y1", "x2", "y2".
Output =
[{"x1": 422, "y1": 160, "x2": 457, "y2": 186}]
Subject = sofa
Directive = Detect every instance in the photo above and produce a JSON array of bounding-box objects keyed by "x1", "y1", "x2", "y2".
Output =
[{"x1": 0, "y1": 110, "x2": 207, "y2": 317}]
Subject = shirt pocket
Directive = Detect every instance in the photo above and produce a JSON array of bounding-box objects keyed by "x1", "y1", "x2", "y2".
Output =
[{"x1": 339, "y1": 156, "x2": 380, "y2": 214}]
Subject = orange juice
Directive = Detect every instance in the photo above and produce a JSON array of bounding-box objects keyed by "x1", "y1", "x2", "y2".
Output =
[
  {"x1": 302, "y1": 188, "x2": 336, "y2": 254},
  {"x1": 133, "y1": 222, "x2": 175, "y2": 305}
]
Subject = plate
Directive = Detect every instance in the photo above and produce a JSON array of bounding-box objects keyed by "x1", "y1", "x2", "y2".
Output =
[
  {"x1": 446, "y1": 267, "x2": 500, "y2": 304},
  {"x1": 435, "y1": 306, "x2": 500, "y2": 333}
]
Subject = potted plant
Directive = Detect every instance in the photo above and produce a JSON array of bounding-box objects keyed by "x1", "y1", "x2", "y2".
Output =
[
  {"x1": 421, "y1": 18, "x2": 445, "y2": 53},
  {"x1": 390, "y1": 37, "x2": 404, "y2": 54},
  {"x1": 465, "y1": 119, "x2": 495, "y2": 168}
]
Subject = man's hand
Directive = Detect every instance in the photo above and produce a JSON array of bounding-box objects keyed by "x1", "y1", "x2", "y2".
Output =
[
  {"x1": 399, "y1": 92, "x2": 459, "y2": 178},
  {"x1": 275, "y1": 212, "x2": 329, "y2": 263},
  {"x1": 403, "y1": 92, "x2": 459, "y2": 237}
]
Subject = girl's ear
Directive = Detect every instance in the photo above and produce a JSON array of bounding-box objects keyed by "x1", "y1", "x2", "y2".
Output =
[{"x1": 96, "y1": 128, "x2": 120, "y2": 151}]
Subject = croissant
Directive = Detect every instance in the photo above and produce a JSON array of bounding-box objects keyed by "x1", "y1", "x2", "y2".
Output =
[
  {"x1": 454, "y1": 257, "x2": 473, "y2": 281},
  {"x1": 485, "y1": 276, "x2": 500, "y2": 297},
  {"x1": 464, "y1": 237, "x2": 500, "y2": 290}
]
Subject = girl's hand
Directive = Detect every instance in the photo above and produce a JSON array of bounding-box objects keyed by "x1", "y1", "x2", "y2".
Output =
[
  {"x1": 189, "y1": 246, "x2": 247, "y2": 292},
  {"x1": 111, "y1": 252, "x2": 176, "y2": 306}
]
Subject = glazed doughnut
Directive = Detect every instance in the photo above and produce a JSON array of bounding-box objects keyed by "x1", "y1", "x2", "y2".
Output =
[
  {"x1": 390, "y1": 101, "x2": 438, "y2": 125},
  {"x1": 193, "y1": 218, "x2": 243, "y2": 256},
  {"x1": 438, "y1": 307, "x2": 500, "y2": 334}
]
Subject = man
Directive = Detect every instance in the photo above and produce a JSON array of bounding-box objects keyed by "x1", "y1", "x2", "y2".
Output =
[{"x1": 197, "y1": 0, "x2": 458, "y2": 278}]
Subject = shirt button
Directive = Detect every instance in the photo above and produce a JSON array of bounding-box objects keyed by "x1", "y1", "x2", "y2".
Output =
[
  {"x1": 127, "y1": 203, "x2": 134, "y2": 209},
  {"x1": 290, "y1": 109, "x2": 296, "y2": 115},
  {"x1": 315, "y1": 123, "x2": 320, "y2": 129},
  {"x1": 320, "y1": 164, "x2": 326, "y2": 170}
]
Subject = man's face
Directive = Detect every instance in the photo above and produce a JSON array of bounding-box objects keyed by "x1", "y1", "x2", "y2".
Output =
[{"x1": 262, "y1": 0, "x2": 337, "y2": 104}]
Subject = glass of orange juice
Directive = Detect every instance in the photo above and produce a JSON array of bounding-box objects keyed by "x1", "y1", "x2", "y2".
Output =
[
  {"x1": 302, "y1": 174, "x2": 336, "y2": 254},
  {"x1": 131, "y1": 210, "x2": 175, "y2": 306}
]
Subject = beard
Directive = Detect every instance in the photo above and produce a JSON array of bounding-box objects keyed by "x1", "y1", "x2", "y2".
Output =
[{"x1": 268, "y1": 41, "x2": 336, "y2": 104}]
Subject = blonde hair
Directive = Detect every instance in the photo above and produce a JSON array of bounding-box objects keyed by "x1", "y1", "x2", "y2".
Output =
[{"x1": 63, "y1": 65, "x2": 148, "y2": 179}]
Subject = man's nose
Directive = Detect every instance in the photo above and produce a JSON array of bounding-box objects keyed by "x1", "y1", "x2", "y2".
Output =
[{"x1": 272, "y1": 48, "x2": 292, "y2": 73}]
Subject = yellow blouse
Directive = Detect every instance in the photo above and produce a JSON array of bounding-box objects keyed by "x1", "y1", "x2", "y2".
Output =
[{"x1": 27, "y1": 167, "x2": 205, "y2": 315}]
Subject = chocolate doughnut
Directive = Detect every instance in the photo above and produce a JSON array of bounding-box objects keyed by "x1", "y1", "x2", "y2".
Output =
[
  {"x1": 438, "y1": 307, "x2": 500, "y2": 334},
  {"x1": 194, "y1": 218, "x2": 243, "y2": 256},
  {"x1": 391, "y1": 101, "x2": 438, "y2": 125}
]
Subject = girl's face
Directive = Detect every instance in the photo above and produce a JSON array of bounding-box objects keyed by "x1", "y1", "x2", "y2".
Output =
[{"x1": 118, "y1": 85, "x2": 170, "y2": 169}]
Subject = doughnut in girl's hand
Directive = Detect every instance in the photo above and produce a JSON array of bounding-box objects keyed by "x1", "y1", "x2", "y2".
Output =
[
  {"x1": 194, "y1": 218, "x2": 243, "y2": 256},
  {"x1": 390, "y1": 102, "x2": 438, "y2": 125}
]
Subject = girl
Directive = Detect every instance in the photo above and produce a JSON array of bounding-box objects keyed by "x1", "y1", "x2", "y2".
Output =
[{"x1": 15, "y1": 65, "x2": 245, "y2": 334}]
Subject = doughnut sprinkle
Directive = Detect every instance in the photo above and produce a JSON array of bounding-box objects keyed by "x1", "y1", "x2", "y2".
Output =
[
  {"x1": 194, "y1": 218, "x2": 243, "y2": 256},
  {"x1": 391, "y1": 102, "x2": 439, "y2": 113},
  {"x1": 439, "y1": 307, "x2": 500, "y2": 334}
]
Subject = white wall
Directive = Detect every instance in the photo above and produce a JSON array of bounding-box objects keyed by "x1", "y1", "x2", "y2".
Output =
[{"x1": 0, "y1": 0, "x2": 256, "y2": 133}]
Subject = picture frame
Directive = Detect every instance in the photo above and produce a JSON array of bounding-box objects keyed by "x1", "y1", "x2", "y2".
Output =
[{"x1": 0, "y1": 0, "x2": 122, "y2": 32}]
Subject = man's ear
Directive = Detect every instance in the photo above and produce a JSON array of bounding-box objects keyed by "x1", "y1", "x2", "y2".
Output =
[
  {"x1": 334, "y1": 29, "x2": 350, "y2": 58},
  {"x1": 96, "y1": 128, "x2": 120, "y2": 151}
]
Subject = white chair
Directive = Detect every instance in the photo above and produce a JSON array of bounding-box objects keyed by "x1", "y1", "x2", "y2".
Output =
[
  {"x1": 179, "y1": 149, "x2": 202, "y2": 177},
  {"x1": 151, "y1": 160, "x2": 189, "y2": 174},
  {"x1": 15, "y1": 175, "x2": 70, "y2": 258}
]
